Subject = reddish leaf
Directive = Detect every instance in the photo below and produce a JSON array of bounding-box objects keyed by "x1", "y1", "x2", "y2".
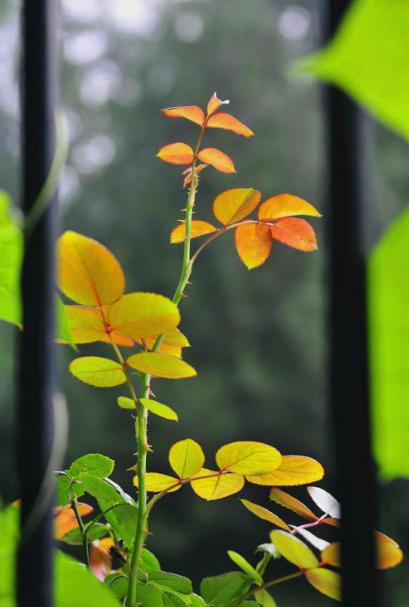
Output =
[
  {"x1": 207, "y1": 92, "x2": 230, "y2": 116},
  {"x1": 54, "y1": 503, "x2": 93, "y2": 539},
  {"x1": 170, "y1": 220, "x2": 218, "y2": 244},
  {"x1": 270, "y1": 218, "x2": 318, "y2": 252},
  {"x1": 161, "y1": 105, "x2": 205, "y2": 126},
  {"x1": 206, "y1": 112, "x2": 254, "y2": 137},
  {"x1": 235, "y1": 223, "x2": 272, "y2": 269},
  {"x1": 157, "y1": 143, "x2": 195, "y2": 165},
  {"x1": 182, "y1": 164, "x2": 207, "y2": 188},
  {"x1": 198, "y1": 148, "x2": 236, "y2": 174},
  {"x1": 90, "y1": 537, "x2": 114, "y2": 581}
]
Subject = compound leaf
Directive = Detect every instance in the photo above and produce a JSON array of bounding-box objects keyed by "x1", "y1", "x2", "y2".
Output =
[
  {"x1": 270, "y1": 218, "x2": 318, "y2": 252},
  {"x1": 206, "y1": 112, "x2": 254, "y2": 137},
  {"x1": 235, "y1": 224, "x2": 272, "y2": 269},
  {"x1": 170, "y1": 220, "x2": 218, "y2": 244},
  {"x1": 213, "y1": 188, "x2": 261, "y2": 225},
  {"x1": 127, "y1": 352, "x2": 196, "y2": 379},
  {"x1": 240, "y1": 499, "x2": 290, "y2": 531},
  {"x1": 270, "y1": 530, "x2": 318, "y2": 569},
  {"x1": 169, "y1": 439, "x2": 205, "y2": 478},
  {"x1": 157, "y1": 143, "x2": 195, "y2": 165},
  {"x1": 216, "y1": 441, "x2": 281, "y2": 475},
  {"x1": 70, "y1": 356, "x2": 126, "y2": 388},
  {"x1": 191, "y1": 469, "x2": 244, "y2": 501},
  {"x1": 161, "y1": 106, "x2": 205, "y2": 126},
  {"x1": 246, "y1": 456, "x2": 324, "y2": 487},
  {"x1": 198, "y1": 148, "x2": 236, "y2": 174},
  {"x1": 305, "y1": 568, "x2": 341, "y2": 601},
  {"x1": 258, "y1": 194, "x2": 321, "y2": 221}
]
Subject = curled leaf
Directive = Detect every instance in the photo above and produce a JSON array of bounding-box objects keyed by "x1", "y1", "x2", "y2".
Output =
[
  {"x1": 207, "y1": 92, "x2": 230, "y2": 116},
  {"x1": 169, "y1": 439, "x2": 205, "y2": 478},
  {"x1": 307, "y1": 487, "x2": 341, "y2": 518},
  {"x1": 258, "y1": 194, "x2": 321, "y2": 221},
  {"x1": 207, "y1": 112, "x2": 254, "y2": 137},
  {"x1": 198, "y1": 148, "x2": 236, "y2": 174},
  {"x1": 246, "y1": 455, "x2": 324, "y2": 487},
  {"x1": 270, "y1": 218, "x2": 318, "y2": 252},
  {"x1": 235, "y1": 223, "x2": 272, "y2": 269},
  {"x1": 270, "y1": 530, "x2": 319, "y2": 569},
  {"x1": 216, "y1": 441, "x2": 281, "y2": 475},
  {"x1": 170, "y1": 220, "x2": 218, "y2": 244},
  {"x1": 213, "y1": 188, "x2": 261, "y2": 225},
  {"x1": 127, "y1": 352, "x2": 197, "y2": 379},
  {"x1": 157, "y1": 142, "x2": 195, "y2": 165},
  {"x1": 161, "y1": 106, "x2": 205, "y2": 126},
  {"x1": 190, "y1": 469, "x2": 244, "y2": 501},
  {"x1": 70, "y1": 356, "x2": 126, "y2": 388}
]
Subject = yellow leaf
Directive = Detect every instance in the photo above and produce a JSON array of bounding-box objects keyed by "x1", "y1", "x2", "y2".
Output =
[
  {"x1": 140, "y1": 398, "x2": 178, "y2": 422},
  {"x1": 58, "y1": 231, "x2": 125, "y2": 306},
  {"x1": 270, "y1": 530, "x2": 319, "y2": 569},
  {"x1": 161, "y1": 105, "x2": 205, "y2": 126},
  {"x1": 270, "y1": 488, "x2": 318, "y2": 522},
  {"x1": 170, "y1": 220, "x2": 218, "y2": 244},
  {"x1": 235, "y1": 223, "x2": 272, "y2": 269},
  {"x1": 305, "y1": 568, "x2": 341, "y2": 601},
  {"x1": 216, "y1": 441, "x2": 281, "y2": 475},
  {"x1": 63, "y1": 305, "x2": 133, "y2": 347},
  {"x1": 246, "y1": 456, "x2": 324, "y2": 487},
  {"x1": 134, "y1": 473, "x2": 181, "y2": 493},
  {"x1": 109, "y1": 292, "x2": 180, "y2": 340},
  {"x1": 376, "y1": 531, "x2": 404, "y2": 569},
  {"x1": 140, "y1": 328, "x2": 190, "y2": 359},
  {"x1": 190, "y1": 468, "x2": 244, "y2": 500},
  {"x1": 127, "y1": 352, "x2": 197, "y2": 379},
  {"x1": 258, "y1": 194, "x2": 321, "y2": 221},
  {"x1": 169, "y1": 439, "x2": 205, "y2": 478},
  {"x1": 69, "y1": 356, "x2": 126, "y2": 387},
  {"x1": 213, "y1": 188, "x2": 261, "y2": 225},
  {"x1": 206, "y1": 112, "x2": 254, "y2": 137},
  {"x1": 198, "y1": 148, "x2": 236, "y2": 174},
  {"x1": 157, "y1": 142, "x2": 195, "y2": 165},
  {"x1": 207, "y1": 92, "x2": 230, "y2": 116},
  {"x1": 240, "y1": 499, "x2": 290, "y2": 531}
]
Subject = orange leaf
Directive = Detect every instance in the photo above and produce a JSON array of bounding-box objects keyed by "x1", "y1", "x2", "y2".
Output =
[
  {"x1": 157, "y1": 142, "x2": 195, "y2": 165},
  {"x1": 54, "y1": 503, "x2": 93, "y2": 540},
  {"x1": 207, "y1": 92, "x2": 230, "y2": 116},
  {"x1": 235, "y1": 223, "x2": 272, "y2": 269},
  {"x1": 240, "y1": 499, "x2": 290, "y2": 531},
  {"x1": 258, "y1": 194, "x2": 321, "y2": 221},
  {"x1": 213, "y1": 188, "x2": 261, "y2": 225},
  {"x1": 161, "y1": 105, "x2": 205, "y2": 126},
  {"x1": 170, "y1": 220, "x2": 218, "y2": 244},
  {"x1": 58, "y1": 231, "x2": 125, "y2": 307},
  {"x1": 198, "y1": 148, "x2": 236, "y2": 174},
  {"x1": 206, "y1": 112, "x2": 254, "y2": 137},
  {"x1": 90, "y1": 537, "x2": 114, "y2": 581},
  {"x1": 376, "y1": 531, "x2": 404, "y2": 569},
  {"x1": 270, "y1": 218, "x2": 318, "y2": 252},
  {"x1": 63, "y1": 305, "x2": 133, "y2": 347},
  {"x1": 269, "y1": 488, "x2": 317, "y2": 522}
]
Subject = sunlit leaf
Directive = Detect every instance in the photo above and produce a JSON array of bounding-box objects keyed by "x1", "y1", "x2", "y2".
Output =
[
  {"x1": 70, "y1": 356, "x2": 126, "y2": 388},
  {"x1": 254, "y1": 589, "x2": 278, "y2": 607},
  {"x1": 235, "y1": 224, "x2": 272, "y2": 270},
  {"x1": 216, "y1": 441, "x2": 281, "y2": 475},
  {"x1": 54, "y1": 503, "x2": 93, "y2": 539},
  {"x1": 157, "y1": 142, "x2": 195, "y2": 165},
  {"x1": 140, "y1": 398, "x2": 178, "y2": 421},
  {"x1": 161, "y1": 106, "x2": 205, "y2": 126},
  {"x1": 305, "y1": 568, "x2": 341, "y2": 601},
  {"x1": 227, "y1": 551, "x2": 263, "y2": 586},
  {"x1": 169, "y1": 438, "x2": 205, "y2": 478},
  {"x1": 62, "y1": 305, "x2": 133, "y2": 347},
  {"x1": 258, "y1": 194, "x2": 321, "y2": 221},
  {"x1": 270, "y1": 530, "x2": 318, "y2": 569},
  {"x1": 270, "y1": 218, "x2": 318, "y2": 252},
  {"x1": 109, "y1": 292, "x2": 180, "y2": 340},
  {"x1": 270, "y1": 488, "x2": 317, "y2": 521},
  {"x1": 292, "y1": 527, "x2": 329, "y2": 552},
  {"x1": 117, "y1": 396, "x2": 135, "y2": 410},
  {"x1": 140, "y1": 328, "x2": 189, "y2": 358},
  {"x1": 198, "y1": 148, "x2": 236, "y2": 174},
  {"x1": 191, "y1": 469, "x2": 245, "y2": 500},
  {"x1": 134, "y1": 473, "x2": 181, "y2": 493},
  {"x1": 90, "y1": 537, "x2": 114, "y2": 581},
  {"x1": 206, "y1": 112, "x2": 254, "y2": 137},
  {"x1": 376, "y1": 531, "x2": 404, "y2": 569},
  {"x1": 240, "y1": 499, "x2": 290, "y2": 531},
  {"x1": 170, "y1": 220, "x2": 218, "y2": 244},
  {"x1": 307, "y1": 487, "x2": 341, "y2": 518},
  {"x1": 246, "y1": 456, "x2": 324, "y2": 487},
  {"x1": 58, "y1": 231, "x2": 125, "y2": 306},
  {"x1": 127, "y1": 352, "x2": 197, "y2": 379},
  {"x1": 207, "y1": 92, "x2": 230, "y2": 116},
  {"x1": 213, "y1": 188, "x2": 261, "y2": 225}
]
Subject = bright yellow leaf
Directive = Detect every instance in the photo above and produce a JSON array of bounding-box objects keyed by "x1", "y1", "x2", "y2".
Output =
[
  {"x1": 134, "y1": 473, "x2": 181, "y2": 493},
  {"x1": 109, "y1": 292, "x2": 180, "y2": 340},
  {"x1": 63, "y1": 305, "x2": 133, "y2": 347},
  {"x1": 240, "y1": 499, "x2": 290, "y2": 531},
  {"x1": 161, "y1": 105, "x2": 205, "y2": 126},
  {"x1": 270, "y1": 530, "x2": 319, "y2": 569},
  {"x1": 169, "y1": 439, "x2": 205, "y2": 478},
  {"x1": 270, "y1": 488, "x2": 318, "y2": 522},
  {"x1": 140, "y1": 398, "x2": 178, "y2": 421},
  {"x1": 69, "y1": 356, "x2": 126, "y2": 387},
  {"x1": 206, "y1": 112, "x2": 254, "y2": 137},
  {"x1": 170, "y1": 220, "x2": 218, "y2": 244},
  {"x1": 190, "y1": 468, "x2": 244, "y2": 500},
  {"x1": 213, "y1": 188, "x2": 261, "y2": 225},
  {"x1": 270, "y1": 218, "x2": 318, "y2": 252},
  {"x1": 216, "y1": 441, "x2": 281, "y2": 475},
  {"x1": 235, "y1": 223, "x2": 272, "y2": 269},
  {"x1": 246, "y1": 456, "x2": 324, "y2": 487},
  {"x1": 305, "y1": 568, "x2": 341, "y2": 601},
  {"x1": 258, "y1": 194, "x2": 321, "y2": 221},
  {"x1": 198, "y1": 148, "x2": 236, "y2": 174},
  {"x1": 127, "y1": 352, "x2": 197, "y2": 379},
  {"x1": 58, "y1": 231, "x2": 125, "y2": 306},
  {"x1": 157, "y1": 142, "x2": 195, "y2": 165}
]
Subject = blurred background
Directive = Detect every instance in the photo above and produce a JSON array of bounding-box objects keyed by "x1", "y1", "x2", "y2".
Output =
[{"x1": 1, "y1": 1, "x2": 409, "y2": 605}]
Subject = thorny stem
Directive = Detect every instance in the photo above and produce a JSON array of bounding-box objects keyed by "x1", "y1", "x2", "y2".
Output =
[{"x1": 71, "y1": 494, "x2": 90, "y2": 567}]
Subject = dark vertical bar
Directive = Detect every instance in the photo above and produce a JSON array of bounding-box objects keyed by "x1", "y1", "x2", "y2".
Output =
[
  {"x1": 17, "y1": 1, "x2": 58, "y2": 606},
  {"x1": 325, "y1": 2, "x2": 377, "y2": 606}
]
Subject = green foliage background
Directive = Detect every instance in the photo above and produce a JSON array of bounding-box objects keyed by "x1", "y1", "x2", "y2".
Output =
[{"x1": 1, "y1": 0, "x2": 409, "y2": 604}]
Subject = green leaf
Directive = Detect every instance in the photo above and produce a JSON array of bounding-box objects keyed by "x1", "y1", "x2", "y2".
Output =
[
  {"x1": 117, "y1": 396, "x2": 136, "y2": 410},
  {"x1": 140, "y1": 548, "x2": 161, "y2": 572},
  {"x1": 227, "y1": 551, "x2": 263, "y2": 586},
  {"x1": 69, "y1": 454, "x2": 115, "y2": 480},
  {"x1": 57, "y1": 296, "x2": 76, "y2": 350},
  {"x1": 140, "y1": 398, "x2": 178, "y2": 421},
  {"x1": 0, "y1": 223, "x2": 22, "y2": 327},
  {"x1": 135, "y1": 582, "x2": 165, "y2": 607},
  {"x1": 254, "y1": 589, "x2": 278, "y2": 606},
  {"x1": 369, "y1": 206, "x2": 409, "y2": 478},
  {"x1": 70, "y1": 356, "x2": 127, "y2": 388},
  {"x1": 188, "y1": 595, "x2": 206, "y2": 607},
  {"x1": 200, "y1": 572, "x2": 250, "y2": 605},
  {"x1": 163, "y1": 595, "x2": 188, "y2": 607},
  {"x1": 302, "y1": 0, "x2": 409, "y2": 142},
  {"x1": 149, "y1": 571, "x2": 193, "y2": 595},
  {"x1": 56, "y1": 475, "x2": 71, "y2": 506},
  {"x1": 105, "y1": 573, "x2": 128, "y2": 600},
  {"x1": 62, "y1": 522, "x2": 109, "y2": 546}
]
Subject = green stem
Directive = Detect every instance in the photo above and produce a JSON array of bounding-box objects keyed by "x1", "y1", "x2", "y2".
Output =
[
  {"x1": 71, "y1": 495, "x2": 90, "y2": 567},
  {"x1": 227, "y1": 570, "x2": 303, "y2": 607}
]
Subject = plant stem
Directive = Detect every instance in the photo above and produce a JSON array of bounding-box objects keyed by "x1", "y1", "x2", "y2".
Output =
[
  {"x1": 71, "y1": 495, "x2": 90, "y2": 567},
  {"x1": 227, "y1": 570, "x2": 303, "y2": 607}
]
